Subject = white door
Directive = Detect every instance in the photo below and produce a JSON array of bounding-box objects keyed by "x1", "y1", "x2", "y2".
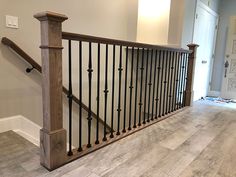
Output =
[
  {"x1": 193, "y1": 1, "x2": 218, "y2": 101},
  {"x1": 221, "y1": 16, "x2": 236, "y2": 99}
]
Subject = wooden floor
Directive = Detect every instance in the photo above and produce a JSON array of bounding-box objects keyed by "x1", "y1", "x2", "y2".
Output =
[{"x1": 1, "y1": 101, "x2": 236, "y2": 177}]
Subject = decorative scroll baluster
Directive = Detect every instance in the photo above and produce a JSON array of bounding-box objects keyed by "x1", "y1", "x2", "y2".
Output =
[
  {"x1": 110, "y1": 45, "x2": 116, "y2": 138},
  {"x1": 123, "y1": 46, "x2": 129, "y2": 133},
  {"x1": 117, "y1": 45, "x2": 123, "y2": 135},
  {"x1": 103, "y1": 44, "x2": 109, "y2": 141},
  {"x1": 159, "y1": 51, "x2": 164, "y2": 117},
  {"x1": 133, "y1": 48, "x2": 140, "y2": 128},
  {"x1": 87, "y1": 42, "x2": 93, "y2": 148},
  {"x1": 143, "y1": 49, "x2": 149, "y2": 124},
  {"x1": 138, "y1": 48, "x2": 145, "y2": 126},
  {"x1": 95, "y1": 43, "x2": 100, "y2": 144},
  {"x1": 68, "y1": 40, "x2": 73, "y2": 156},
  {"x1": 147, "y1": 49, "x2": 154, "y2": 122},
  {"x1": 128, "y1": 47, "x2": 134, "y2": 130},
  {"x1": 78, "y1": 41, "x2": 83, "y2": 151},
  {"x1": 151, "y1": 50, "x2": 158, "y2": 120}
]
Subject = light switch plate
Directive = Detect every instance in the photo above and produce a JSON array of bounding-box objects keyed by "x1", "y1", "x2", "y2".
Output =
[{"x1": 6, "y1": 15, "x2": 19, "y2": 29}]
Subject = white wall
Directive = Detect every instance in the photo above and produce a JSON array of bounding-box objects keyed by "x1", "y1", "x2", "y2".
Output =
[{"x1": 211, "y1": 0, "x2": 236, "y2": 92}]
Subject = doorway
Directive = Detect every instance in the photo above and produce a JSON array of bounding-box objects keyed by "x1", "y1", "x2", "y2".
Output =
[{"x1": 192, "y1": 0, "x2": 219, "y2": 101}]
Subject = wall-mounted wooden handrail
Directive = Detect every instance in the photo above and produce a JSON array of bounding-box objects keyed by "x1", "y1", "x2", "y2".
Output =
[{"x1": 1, "y1": 37, "x2": 111, "y2": 131}]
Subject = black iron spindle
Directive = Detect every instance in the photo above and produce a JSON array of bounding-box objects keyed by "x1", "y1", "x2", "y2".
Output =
[
  {"x1": 123, "y1": 46, "x2": 129, "y2": 133},
  {"x1": 170, "y1": 52, "x2": 176, "y2": 112},
  {"x1": 117, "y1": 45, "x2": 123, "y2": 135},
  {"x1": 128, "y1": 47, "x2": 134, "y2": 130},
  {"x1": 147, "y1": 49, "x2": 154, "y2": 122},
  {"x1": 183, "y1": 53, "x2": 189, "y2": 107},
  {"x1": 143, "y1": 49, "x2": 149, "y2": 124},
  {"x1": 172, "y1": 52, "x2": 178, "y2": 111},
  {"x1": 103, "y1": 44, "x2": 109, "y2": 141},
  {"x1": 110, "y1": 45, "x2": 116, "y2": 138},
  {"x1": 138, "y1": 48, "x2": 145, "y2": 126},
  {"x1": 68, "y1": 40, "x2": 73, "y2": 156},
  {"x1": 78, "y1": 41, "x2": 83, "y2": 152},
  {"x1": 87, "y1": 42, "x2": 93, "y2": 148},
  {"x1": 181, "y1": 53, "x2": 187, "y2": 108},
  {"x1": 166, "y1": 51, "x2": 171, "y2": 114},
  {"x1": 176, "y1": 52, "x2": 182, "y2": 110},
  {"x1": 155, "y1": 51, "x2": 162, "y2": 118},
  {"x1": 159, "y1": 51, "x2": 164, "y2": 117},
  {"x1": 133, "y1": 48, "x2": 140, "y2": 128},
  {"x1": 95, "y1": 43, "x2": 100, "y2": 145},
  {"x1": 162, "y1": 51, "x2": 168, "y2": 116},
  {"x1": 168, "y1": 52, "x2": 174, "y2": 113},
  {"x1": 151, "y1": 50, "x2": 158, "y2": 120},
  {"x1": 178, "y1": 53, "x2": 184, "y2": 109}
]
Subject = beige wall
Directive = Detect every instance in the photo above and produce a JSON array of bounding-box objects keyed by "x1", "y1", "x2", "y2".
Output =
[{"x1": 0, "y1": 0, "x2": 135, "y2": 125}]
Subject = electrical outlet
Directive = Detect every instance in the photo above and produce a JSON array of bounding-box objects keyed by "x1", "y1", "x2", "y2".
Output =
[{"x1": 6, "y1": 15, "x2": 18, "y2": 29}]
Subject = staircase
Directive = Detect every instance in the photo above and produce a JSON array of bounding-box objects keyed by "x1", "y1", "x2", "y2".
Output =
[{"x1": 1, "y1": 11, "x2": 198, "y2": 171}]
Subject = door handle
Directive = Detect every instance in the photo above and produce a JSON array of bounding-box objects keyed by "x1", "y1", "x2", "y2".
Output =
[
  {"x1": 224, "y1": 60, "x2": 229, "y2": 78},
  {"x1": 202, "y1": 60, "x2": 207, "y2": 64}
]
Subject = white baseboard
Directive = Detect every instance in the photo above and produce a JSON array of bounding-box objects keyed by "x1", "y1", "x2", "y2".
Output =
[
  {"x1": 0, "y1": 115, "x2": 41, "y2": 146},
  {"x1": 207, "y1": 91, "x2": 220, "y2": 97}
]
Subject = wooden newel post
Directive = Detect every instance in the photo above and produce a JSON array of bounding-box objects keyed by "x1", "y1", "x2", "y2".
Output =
[
  {"x1": 185, "y1": 44, "x2": 199, "y2": 106},
  {"x1": 34, "y1": 12, "x2": 68, "y2": 170}
]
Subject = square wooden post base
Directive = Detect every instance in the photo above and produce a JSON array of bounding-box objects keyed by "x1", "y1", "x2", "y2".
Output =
[{"x1": 40, "y1": 128, "x2": 67, "y2": 170}]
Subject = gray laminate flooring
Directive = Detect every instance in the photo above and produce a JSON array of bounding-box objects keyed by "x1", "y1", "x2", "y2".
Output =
[{"x1": 1, "y1": 101, "x2": 236, "y2": 177}]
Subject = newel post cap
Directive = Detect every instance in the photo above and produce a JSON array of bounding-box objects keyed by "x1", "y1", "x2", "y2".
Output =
[
  {"x1": 34, "y1": 11, "x2": 68, "y2": 22},
  {"x1": 187, "y1": 43, "x2": 199, "y2": 48}
]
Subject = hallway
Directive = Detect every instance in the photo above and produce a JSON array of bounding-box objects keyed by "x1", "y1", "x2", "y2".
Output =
[{"x1": 1, "y1": 101, "x2": 236, "y2": 177}]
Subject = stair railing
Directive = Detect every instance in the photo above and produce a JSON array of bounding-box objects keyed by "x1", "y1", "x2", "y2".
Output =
[{"x1": 34, "y1": 11, "x2": 198, "y2": 170}]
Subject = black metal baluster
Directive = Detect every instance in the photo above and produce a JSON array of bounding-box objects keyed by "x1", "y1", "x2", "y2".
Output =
[
  {"x1": 110, "y1": 45, "x2": 116, "y2": 138},
  {"x1": 117, "y1": 45, "x2": 123, "y2": 135},
  {"x1": 95, "y1": 43, "x2": 100, "y2": 145},
  {"x1": 151, "y1": 50, "x2": 158, "y2": 120},
  {"x1": 181, "y1": 53, "x2": 187, "y2": 108},
  {"x1": 68, "y1": 40, "x2": 73, "y2": 156},
  {"x1": 147, "y1": 49, "x2": 154, "y2": 122},
  {"x1": 176, "y1": 52, "x2": 182, "y2": 110},
  {"x1": 173, "y1": 52, "x2": 178, "y2": 111},
  {"x1": 168, "y1": 52, "x2": 174, "y2": 113},
  {"x1": 162, "y1": 51, "x2": 168, "y2": 116},
  {"x1": 183, "y1": 53, "x2": 189, "y2": 107},
  {"x1": 166, "y1": 51, "x2": 171, "y2": 114},
  {"x1": 87, "y1": 42, "x2": 93, "y2": 148},
  {"x1": 171, "y1": 52, "x2": 176, "y2": 112},
  {"x1": 159, "y1": 51, "x2": 164, "y2": 117},
  {"x1": 179, "y1": 53, "x2": 184, "y2": 109},
  {"x1": 138, "y1": 48, "x2": 145, "y2": 126},
  {"x1": 123, "y1": 46, "x2": 129, "y2": 133},
  {"x1": 78, "y1": 41, "x2": 83, "y2": 152},
  {"x1": 143, "y1": 49, "x2": 149, "y2": 124},
  {"x1": 133, "y1": 48, "x2": 140, "y2": 128},
  {"x1": 155, "y1": 51, "x2": 162, "y2": 118},
  {"x1": 128, "y1": 47, "x2": 134, "y2": 130},
  {"x1": 103, "y1": 44, "x2": 109, "y2": 141}
]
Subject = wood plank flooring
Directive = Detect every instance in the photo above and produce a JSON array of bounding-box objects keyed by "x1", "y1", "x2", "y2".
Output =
[{"x1": 1, "y1": 101, "x2": 236, "y2": 177}]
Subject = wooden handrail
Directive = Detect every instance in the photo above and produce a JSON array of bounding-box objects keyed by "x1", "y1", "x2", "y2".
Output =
[
  {"x1": 1, "y1": 37, "x2": 111, "y2": 131},
  {"x1": 62, "y1": 32, "x2": 191, "y2": 53}
]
